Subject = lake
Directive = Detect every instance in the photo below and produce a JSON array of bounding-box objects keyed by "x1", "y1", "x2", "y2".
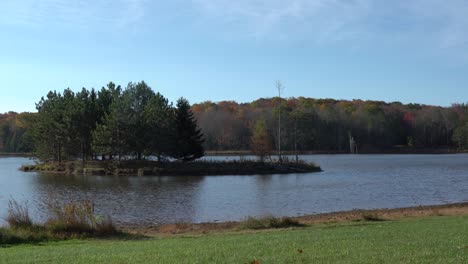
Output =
[{"x1": 1, "y1": 154, "x2": 468, "y2": 225}]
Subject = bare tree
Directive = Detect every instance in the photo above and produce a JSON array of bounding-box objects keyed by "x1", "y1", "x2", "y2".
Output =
[{"x1": 276, "y1": 80, "x2": 284, "y2": 163}]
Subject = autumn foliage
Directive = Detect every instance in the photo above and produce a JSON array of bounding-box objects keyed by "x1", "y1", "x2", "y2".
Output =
[{"x1": 192, "y1": 98, "x2": 468, "y2": 152}]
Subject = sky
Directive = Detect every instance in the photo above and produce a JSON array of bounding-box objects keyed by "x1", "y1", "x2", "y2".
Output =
[{"x1": 0, "y1": 0, "x2": 467, "y2": 113}]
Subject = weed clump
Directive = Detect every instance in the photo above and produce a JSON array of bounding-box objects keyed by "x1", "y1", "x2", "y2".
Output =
[
  {"x1": 95, "y1": 216, "x2": 117, "y2": 235},
  {"x1": 361, "y1": 213, "x2": 386, "y2": 222},
  {"x1": 241, "y1": 216, "x2": 304, "y2": 230},
  {"x1": 46, "y1": 200, "x2": 117, "y2": 235},
  {"x1": 6, "y1": 200, "x2": 33, "y2": 229},
  {"x1": 1, "y1": 199, "x2": 118, "y2": 246}
]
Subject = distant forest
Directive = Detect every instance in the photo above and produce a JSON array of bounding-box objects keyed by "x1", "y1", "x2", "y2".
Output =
[
  {"x1": 192, "y1": 98, "x2": 468, "y2": 153},
  {"x1": 2, "y1": 83, "x2": 468, "y2": 155},
  {"x1": 0, "y1": 112, "x2": 33, "y2": 153}
]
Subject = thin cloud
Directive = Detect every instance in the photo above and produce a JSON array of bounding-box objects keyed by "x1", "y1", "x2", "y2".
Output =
[
  {"x1": 405, "y1": 1, "x2": 468, "y2": 47},
  {"x1": 191, "y1": 0, "x2": 468, "y2": 61},
  {"x1": 1, "y1": 1, "x2": 467, "y2": 62},
  {"x1": 0, "y1": 0, "x2": 149, "y2": 29},
  {"x1": 192, "y1": 0, "x2": 371, "y2": 40}
]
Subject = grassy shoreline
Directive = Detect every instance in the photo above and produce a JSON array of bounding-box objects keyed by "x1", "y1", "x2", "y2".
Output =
[
  {"x1": 121, "y1": 202, "x2": 468, "y2": 235},
  {"x1": 2, "y1": 215, "x2": 467, "y2": 263},
  {"x1": 20, "y1": 159, "x2": 322, "y2": 176},
  {"x1": 3, "y1": 202, "x2": 466, "y2": 238},
  {"x1": 2, "y1": 202, "x2": 468, "y2": 263}
]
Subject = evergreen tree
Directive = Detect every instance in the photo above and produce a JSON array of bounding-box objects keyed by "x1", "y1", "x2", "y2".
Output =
[
  {"x1": 32, "y1": 91, "x2": 67, "y2": 162},
  {"x1": 124, "y1": 81, "x2": 155, "y2": 159},
  {"x1": 172, "y1": 98, "x2": 204, "y2": 161},
  {"x1": 92, "y1": 93, "x2": 131, "y2": 161},
  {"x1": 96, "y1": 82, "x2": 121, "y2": 123},
  {"x1": 61, "y1": 88, "x2": 81, "y2": 159},
  {"x1": 144, "y1": 92, "x2": 174, "y2": 160},
  {"x1": 93, "y1": 82, "x2": 121, "y2": 160}
]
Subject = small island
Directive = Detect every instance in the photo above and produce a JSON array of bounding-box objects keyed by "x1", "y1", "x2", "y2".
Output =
[
  {"x1": 19, "y1": 82, "x2": 321, "y2": 176},
  {"x1": 20, "y1": 159, "x2": 321, "y2": 176}
]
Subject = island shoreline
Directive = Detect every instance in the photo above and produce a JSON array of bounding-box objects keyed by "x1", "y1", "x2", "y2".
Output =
[{"x1": 19, "y1": 159, "x2": 322, "y2": 176}]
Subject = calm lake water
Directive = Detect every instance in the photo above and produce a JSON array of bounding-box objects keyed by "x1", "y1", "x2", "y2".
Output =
[{"x1": 1, "y1": 155, "x2": 468, "y2": 225}]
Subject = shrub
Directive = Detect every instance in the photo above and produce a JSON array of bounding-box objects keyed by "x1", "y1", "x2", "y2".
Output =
[
  {"x1": 361, "y1": 213, "x2": 386, "y2": 222},
  {"x1": 0, "y1": 226, "x2": 54, "y2": 246},
  {"x1": 46, "y1": 200, "x2": 117, "y2": 235},
  {"x1": 241, "y1": 217, "x2": 266, "y2": 230},
  {"x1": 6, "y1": 200, "x2": 33, "y2": 229},
  {"x1": 46, "y1": 200, "x2": 95, "y2": 233},
  {"x1": 95, "y1": 216, "x2": 117, "y2": 235},
  {"x1": 1, "y1": 199, "x2": 118, "y2": 245},
  {"x1": 20, "y1": 165, "x2": 34, "y2": 171},
  {"x1": 276, "y1": 217, "x2": 303, "y2": 228},
  {"x1": 241, "y1": 216, "x2": 303, "y2": 230},
  {"x1": 0, "y1": 228, "x2": 19, "y2": 246}
]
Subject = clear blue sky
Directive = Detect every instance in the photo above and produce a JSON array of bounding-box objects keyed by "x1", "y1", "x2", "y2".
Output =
[{"x1": 0, "y1": 0, "x2": 467, "y2": 113}]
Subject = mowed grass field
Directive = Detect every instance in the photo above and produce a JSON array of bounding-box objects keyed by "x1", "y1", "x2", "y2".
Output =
[{"x1": 1, "y1": 216, "x2": 468, "y2": 264}]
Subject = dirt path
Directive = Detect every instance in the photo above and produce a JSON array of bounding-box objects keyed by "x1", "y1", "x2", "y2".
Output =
[{"x1": 121, "y1": 202, "x2": 468, "y2": 236}]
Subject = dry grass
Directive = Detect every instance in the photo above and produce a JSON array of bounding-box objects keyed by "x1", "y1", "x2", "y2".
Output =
[
  {"x1": 46, "y1": 200, "x2": 96, "y2": 233},
  {"x1": 6, "y1": 200, "x2": 33, "y2": 229},
  {"x1": 46, "y1": 199, "x2": 117, "y2": 235},
  {"x1": 95, "y1": 216, "x2": 118, "y2": 235},
  {"x1": 2, "y1": 199, "x2": 117, "y2": 245}
]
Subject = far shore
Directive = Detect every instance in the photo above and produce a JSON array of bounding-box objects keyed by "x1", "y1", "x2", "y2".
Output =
[
  {"x1": 122, "y1": 202, "x2": 468, "y2": 236},
  {"x1": 205, "y1": 148, "x2": 463, "y2": 156},
  {"x1": 0, "y1": 152, "x2": 33, "y2": 157},
  {"x1": 0, "y1": 149, "x2": 465, "y2": 159},
  {"x1": 0, "y1": 148, "x2": 468, "y2": 159}
]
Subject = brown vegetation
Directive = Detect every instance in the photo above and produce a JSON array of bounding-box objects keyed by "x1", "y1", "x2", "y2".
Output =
[
  {"x1": 122, "y1": 202, "x2": 468, "y2": 236},
  {"x1": 6, "y1": 200, "x2": 33, "y2": 229},
  {"x1": 4, "y1": 199, "x2": 117, "y2": 237},
  {"x1": 46, "y1": 200, "x2": 117, "y2": 235}
]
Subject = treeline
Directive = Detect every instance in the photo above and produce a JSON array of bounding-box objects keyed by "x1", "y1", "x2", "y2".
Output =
[
  {"x1": 0, "y1": 112, "x2": 34, "y2": 153},
  {"x1": 192, "y1": 98, "x2": 468, "y2": 152},
  {"x1": 27, "y1": 81, "x2": 204, "y2": 162},
  {"x1": 3, "y1": 88, "x2": 468, "y2": 155}
]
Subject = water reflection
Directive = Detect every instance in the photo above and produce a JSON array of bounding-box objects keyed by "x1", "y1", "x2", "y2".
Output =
[{"x1": 30, "y1": 173, "x2": 206, "y2": 224}]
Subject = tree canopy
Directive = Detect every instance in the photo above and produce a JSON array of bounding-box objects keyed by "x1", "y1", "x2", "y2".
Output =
[{"x1": 22, "y1": 81, "x2": 205, "y2": 162}]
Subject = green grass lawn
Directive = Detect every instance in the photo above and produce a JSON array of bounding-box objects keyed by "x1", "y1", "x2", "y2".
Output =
[{"x1": 1, "y1": 216, "x2": 468, "y2": 263}]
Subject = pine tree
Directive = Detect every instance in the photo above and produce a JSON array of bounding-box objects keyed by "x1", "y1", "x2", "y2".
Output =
[
  {"x1": 172, "y1": 98, "x2": 204, "y2": 162},
  {"x1": 144, "y1": 92, "x2": 174, "y2": 160},
  {"x1": 92, "y1": 94, "x2": 131, "y2": 161},
  {"x1": 125, "y1": 81, "x2": 155, "y2": 160},
  {"x1": 33, "y1": 91, "x2": 67, "y2": 162}
]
